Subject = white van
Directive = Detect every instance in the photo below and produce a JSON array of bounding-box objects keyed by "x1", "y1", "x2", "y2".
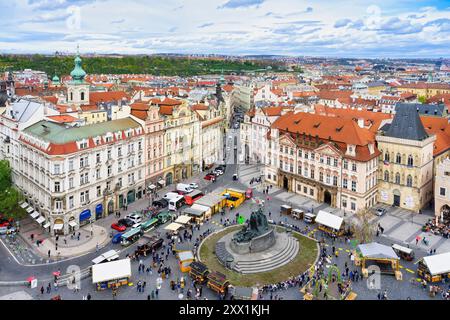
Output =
[
  {"x1": 176, "y1": 183, "x2": 193, "y2": 194},
  {"x1": 163, "y1": 192, "x2": 180, "y2": 201}
]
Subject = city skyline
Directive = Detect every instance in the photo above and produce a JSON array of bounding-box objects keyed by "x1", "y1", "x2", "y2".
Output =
[{"x1": 1, "y1": 0, "x2": 449, "y2": 58}]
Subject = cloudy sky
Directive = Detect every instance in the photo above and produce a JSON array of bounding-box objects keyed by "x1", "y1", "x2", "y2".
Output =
[{"x1": 1, "y1": 0, "x2": 449, "y2": 57}]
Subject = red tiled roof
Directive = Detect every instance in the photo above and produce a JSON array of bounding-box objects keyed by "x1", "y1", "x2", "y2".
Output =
[
  {"x1": 46, "y1": 115, "x2": 79, "y2": 123},
  {"x1": 159, "y1": 97, "x2": 182, "y2": 106},
  {"x1": 89, "y1": 91, "x2": 129, "y2": 104},
  {"x1": 262, "y1": 106, "x2": 284, "y2": 117},
  {"x1": 159, "y1": 105, "x2": 174, "y2": 115},
  {"x1": 318, "y1": 90, "x2": 353, "y2": 101},
  {"x1": 42, "y1": 96, "x2": 58, "y2": 104},
  {"x1": 191, "y1": 103, "x2": 208, "y2": 111},
  {"x1": 272, "y1": 112, "x2": 375, "y2": 146},
  {"x1": 398, "y1": 82, "x2": 450, "y2": 90}
]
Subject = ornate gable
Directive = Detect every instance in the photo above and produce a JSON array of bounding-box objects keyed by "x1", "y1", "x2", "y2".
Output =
[
  {"x1": 315, "y1": 142, "x2": 342, "y2": 157},
  {"x1": 279, "y1": 133, "x2": 296, "y2": 147}
]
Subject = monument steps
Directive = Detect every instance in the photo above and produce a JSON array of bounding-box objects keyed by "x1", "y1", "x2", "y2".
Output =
[{"x1": 233, "y1": 236, "x2": 299, "y2": 274}]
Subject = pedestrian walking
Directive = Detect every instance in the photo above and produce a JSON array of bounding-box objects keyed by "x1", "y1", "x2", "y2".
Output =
[
  {"x1": 40, "y1": 286, "x2": 44, "y2": 295},
  {"x1": 87, "y1": 293, "x2": 91, "y2": 300},
  {"x1": 48, "y1": 250, "x2": 51, "y2": 258}
]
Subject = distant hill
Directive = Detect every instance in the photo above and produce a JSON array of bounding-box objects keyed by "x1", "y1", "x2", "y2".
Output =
[{"x1": 0, "y1": 54, "x2": 287, "y2": 77}]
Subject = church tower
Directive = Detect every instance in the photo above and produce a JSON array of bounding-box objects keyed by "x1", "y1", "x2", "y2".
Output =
[{"x1": 66, "y1": 46, "x2": 89, "y2": 106}]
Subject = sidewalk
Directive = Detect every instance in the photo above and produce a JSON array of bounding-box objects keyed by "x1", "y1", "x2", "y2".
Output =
[{"x1": 21, "y1": 224, "x2": 109, "y2": 260}]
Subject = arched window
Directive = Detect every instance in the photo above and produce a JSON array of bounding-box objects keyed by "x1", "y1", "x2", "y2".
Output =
[
  {"x1": 70, "y1": 92, "x2": 73, "y2": 101},
  {"x1": 384, "y1": 171, "x2": 389, "y2": 182},
  {"x1": 396, "y1": 153, "x2": 402, "y2": 164},
  {"x1": 406, "y1": 175, "x2": 413, "y2": 187},
  {"x1": 384, "y1": 152, "x2": 390, "y2": 162},
  {"x1": 407, "y1": 155, "x2": 413, "y2": 167},
  {"x1": 395, "y1": 173, "x2": 401, "y2": 184},
  {"x1": 81, "y1": 91, "x2": 85, "y2": 101}
]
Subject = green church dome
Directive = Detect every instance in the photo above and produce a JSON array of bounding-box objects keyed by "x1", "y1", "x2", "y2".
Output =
[{"x1": 70, "y1": 53, "x2": 87, "y2": 84}]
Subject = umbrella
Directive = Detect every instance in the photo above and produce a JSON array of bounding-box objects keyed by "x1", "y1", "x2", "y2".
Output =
[
  {"x1": 26, "y1": 276, "x2": 36, "y2": 282},
  {"x1": 52, "y1": 271, "x2": 61, "y2": 276}
]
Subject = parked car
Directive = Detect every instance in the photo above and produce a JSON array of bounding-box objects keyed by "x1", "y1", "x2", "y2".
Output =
[
  {"x1": 111, "y1": 233, "x2": 124, "y2": 244},
  {"x1": 204, "y1": 173, "x2": 216, "y2": 180},
  {"x1": 111, "y1": 222, "x2": 127, "y2": 232},
  {"x1": 214, "y1": 168, "x2": 224, "y2": 175},
  {"x1": 125, "y1": 213, "x2": 142, "y2": 224},
  {"x1": 132, "y1": 222, "x2": 142, "y2": 229},
  {"x1": 189, "y1": 182, "x2": 199, "y2": 189},
  {"x1": 152, "y1": 199, "x2": 168, "y2": 208},
  {"x1": 374, "y1": 207, "x2": 387, "y2": 216},
  {"x1": 118, "y1": 218, "x2": 134, "y2": 227}
]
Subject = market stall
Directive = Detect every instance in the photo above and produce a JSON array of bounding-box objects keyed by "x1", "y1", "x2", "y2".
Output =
[
  {"x1": 418, "y1": 251, "x2": 450, "y2": 282},
  {"x1": 184, "y1": 205, "x2": 211, "y2": 223},
  {"x1": 189, "y1": 261, "x2": 209, "y2": 284},
  {"x1": 207, "y1": 271, "x2": 230, "y2": 295},
  {"x1": 175, "y1": 215, "x2": 192, "y2": 225},
  {"x1": 164, "y1": 222, "x2": 184, "y2": 233},
  {"x1": 195, "y1": 194, "x2": 227, "y2": 215},
  {"x1": 91, "y1": 259, "x2": 131, "y2": 290},
  {"x1": 315, "y1": 210, "x2": 345, "y2": 236},
  {"x1": 221, "y1": 188, "x2": 245, "y2": 209},
  {"x1": 177, "y1": 250, "x2": 195, "y2": 273},
  {"x1": 357, "y1": 242, "x2": 402, "y2": 280}
]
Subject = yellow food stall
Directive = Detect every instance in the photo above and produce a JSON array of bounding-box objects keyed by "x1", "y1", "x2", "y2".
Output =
[
  {"x1": 195, "y1": 194, "x2": 227, "y2": 215},
  {"x1": 418, "y1": 251, "x2": 450, "y2": 282},
  {"x1": 221, "y1": 188, "x2": 246, "y2": 209},
  {"x1": 177, "y1": 250, "x2": 195, "y2": 273},
  {"x1": 315, "y1": 210, "x2": 345, "y2": 236}
]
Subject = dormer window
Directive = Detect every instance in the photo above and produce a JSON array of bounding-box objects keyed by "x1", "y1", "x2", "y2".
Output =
[{"x1": 79, "y1": 141, "x2": 88, "y2": 149}]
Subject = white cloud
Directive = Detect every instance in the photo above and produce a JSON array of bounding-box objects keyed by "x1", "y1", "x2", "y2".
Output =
[{"x1": 0, "y1": 0, "x2": 449, "y2": 58}]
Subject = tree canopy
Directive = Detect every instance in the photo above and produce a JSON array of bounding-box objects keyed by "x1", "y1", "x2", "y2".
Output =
[
  {"x1": 0, "y1": 160, "x2": 26, "y2": 220},
  {"x1": 0, "y1": 55, "x2": 288, "y2": 77}
]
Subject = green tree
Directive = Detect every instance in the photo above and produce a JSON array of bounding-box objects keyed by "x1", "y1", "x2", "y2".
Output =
[
  {"x1": 418, "y1": 96, "x2": 427, "y2": 104},
  {"x1": 0, "y1": 160, "x2": 11, "y2": 191},
  {"x1": 351, "y1": 208, "x2": 376, "y2": 244},
  {"x1": 0, "y1": 160, "x2": 26, "y2": 220}
]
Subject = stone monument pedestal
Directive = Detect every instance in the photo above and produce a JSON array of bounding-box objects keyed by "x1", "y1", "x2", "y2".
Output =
[{"x1": 230, "y1": 227, "x2": 276, "y2": 254}]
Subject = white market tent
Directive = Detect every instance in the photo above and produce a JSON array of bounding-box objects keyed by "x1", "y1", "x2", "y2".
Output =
[
  {"x1": 53, "y1": 223, "x2": 64, "y2": 231},
  {"x1": 91, "y1": 259, "x2": 131, "y2": 284},
  {"x1": 92, "y1": 250, "x2": 120, "y2": 265},
  {"x1": 315, "y1": 210, "x2": 344, "y2": 230},
  {"x1": 43, "y1": 222, "x2": 51, "y2": 229},
  {"x1": 30, "y1": 211, "x2": 39, "y2": 219},
  {"x1": 164, "y1": 222, "x2": 183, "y2": 232},
  {"x1": 69, "y1": 221, "x2": 78, "y2": 228},
  {"x1": 422, "y1": 252, "x2": 450, "y2": 276},
  {"x1": 175, "y1": 215, "x2": 192, "y2": 224},
  {"x1": 357, "y1": 242, "x2": 399, "y2": 260},
  {"x1": 178, "y1": 251, "x2": 194, "y2": 262},
  {"x1": 392, "y1": 244, "x2": 413, "y2": 255},
  {"x1": 26, "y1": 207, "x2": 34, "y2": 213},
  {"x1": 20, "y1": 202, "x2": 29, "y2": 209},
  {"x1": 36, "y1": 216, "x2": 46, "y2": 224}
]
